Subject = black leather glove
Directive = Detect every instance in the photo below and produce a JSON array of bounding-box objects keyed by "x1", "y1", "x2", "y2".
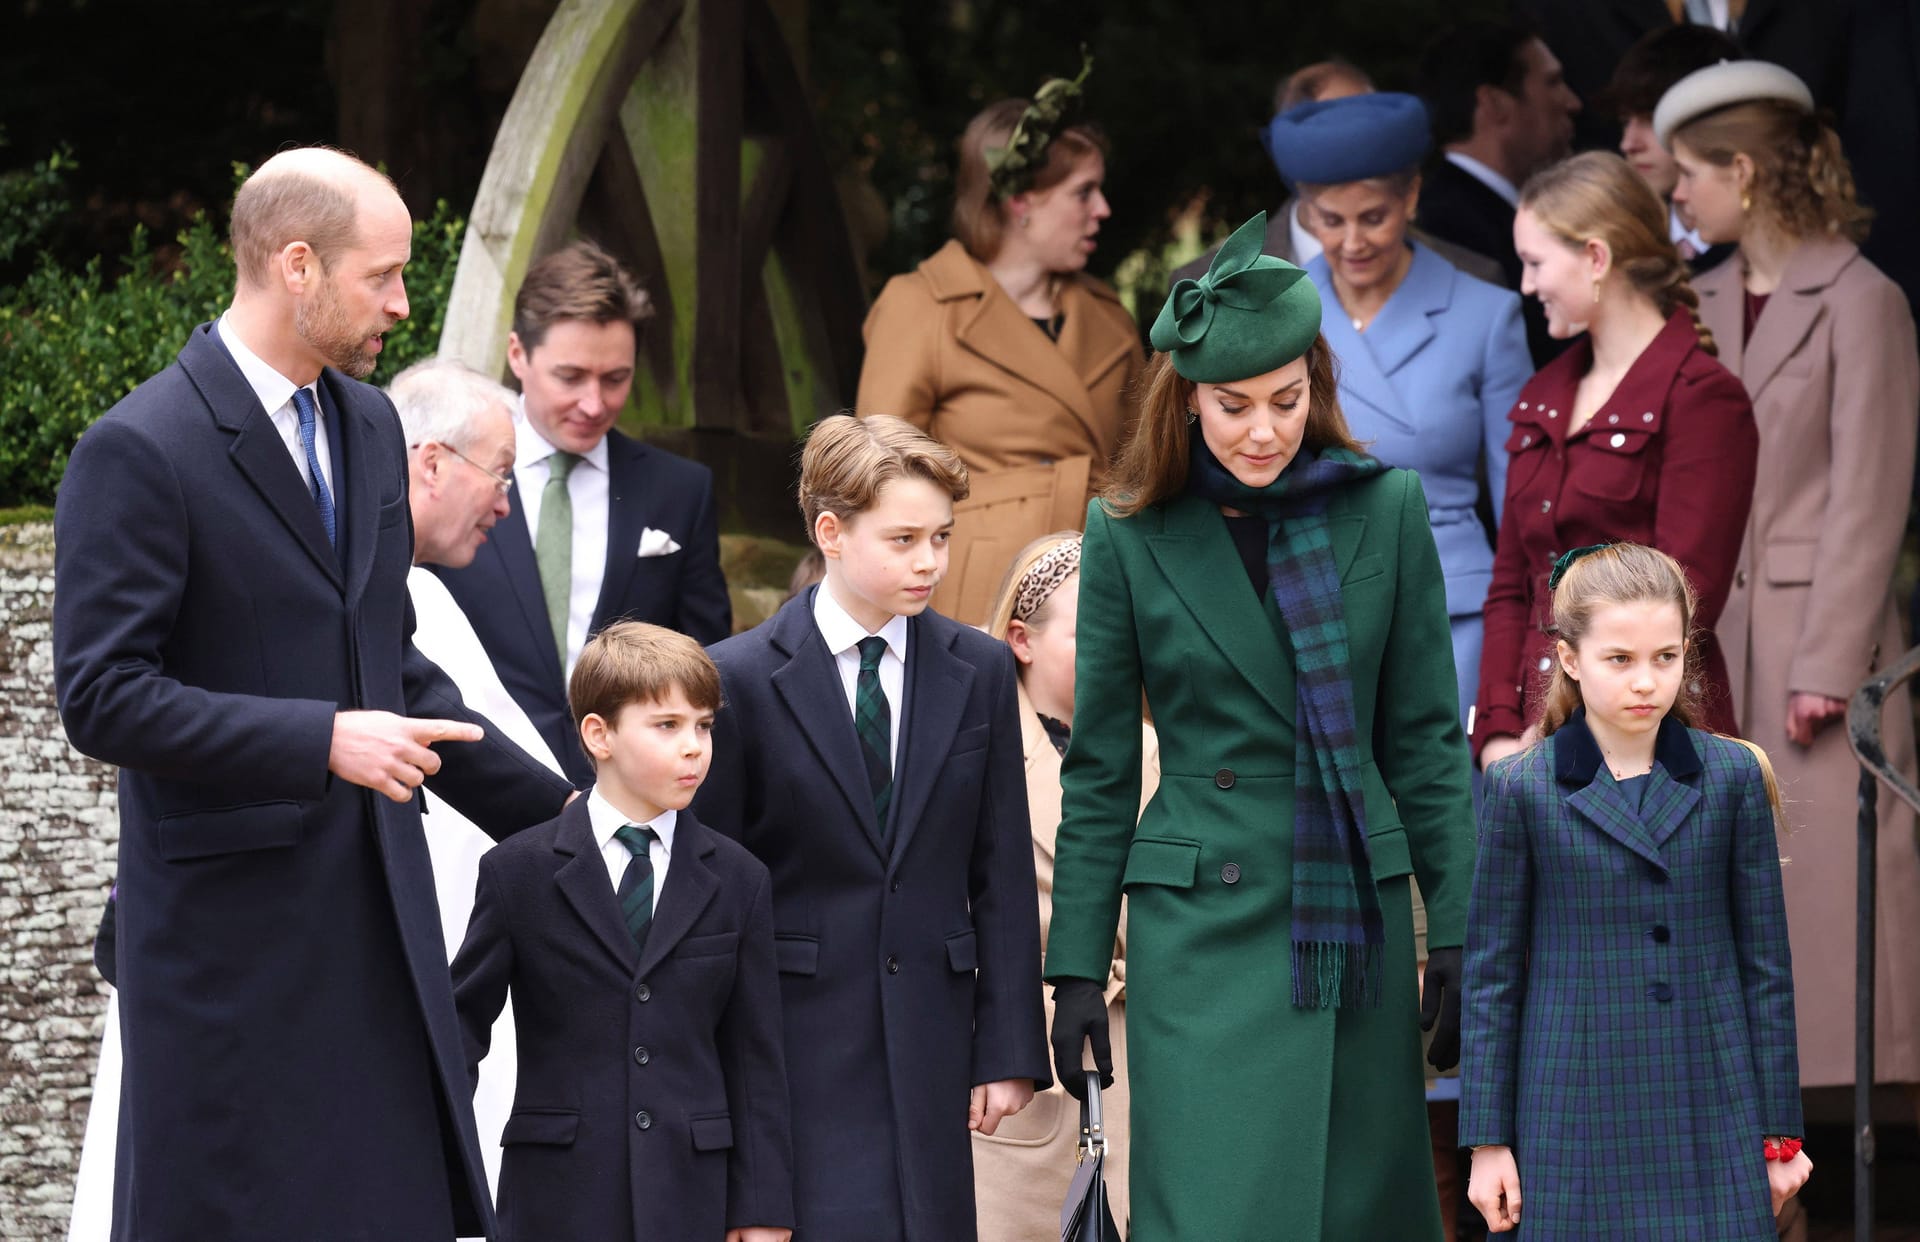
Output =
[
  {"x1": 1420, "y1": 946, "x2": 1463, "y2": 1072},
  {"x1": 1050, "y1": 979, "x2": 1113, "y2": 1099}
]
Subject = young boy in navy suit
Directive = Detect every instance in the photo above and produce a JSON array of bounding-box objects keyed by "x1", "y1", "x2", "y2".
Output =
[
  {"x1": 451, "y1": 621, "x2": 793, "y2": 1242},
  {"x1": 694, "y1": 414, "x2": 1049, "y2": 1242}
]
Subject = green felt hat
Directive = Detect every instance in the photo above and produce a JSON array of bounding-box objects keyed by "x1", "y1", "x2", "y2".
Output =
[{"x1": 1150, "y1": 212, "x2": 1322, "y2": 383}]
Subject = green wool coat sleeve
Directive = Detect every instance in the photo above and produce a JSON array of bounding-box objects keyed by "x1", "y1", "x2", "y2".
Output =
[
  {"x1": 1044, "y1": 500, "x2": 1139, "y2": 984},
  {"x1": 1374, "y1": 472, "x2": 1477, "y2": 948}
]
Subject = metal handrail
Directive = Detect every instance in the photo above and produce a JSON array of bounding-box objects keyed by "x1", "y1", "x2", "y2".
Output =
[{"x1": 1845, "y1": 643, "x2": 1920, "y2": 1242}]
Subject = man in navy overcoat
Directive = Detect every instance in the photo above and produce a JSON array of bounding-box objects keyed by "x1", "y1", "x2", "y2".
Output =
[{"x1": 53, "y1": 149, "x2": 573, "y2": 1241}]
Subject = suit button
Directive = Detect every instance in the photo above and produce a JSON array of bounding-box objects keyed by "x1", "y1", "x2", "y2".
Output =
[
  {"x1": 1650, "y1": 925, "x2": 1671, "y2": 943},
  {"x1": 891, "y1": 880, "x2": 901, "y2": 892},
  {"x1": 635, "y1": 1110, "x2": 653, "y2": 1130},
  {"x1": 886, "y1": 955, "x2": 900, "y2": 974},
  {"x1": 1220, "y1": 862, "x2": 1241, "y2": 885},
  {"x1": 1650, "y1": 982, "x2": 1674, "y2": 1003},
  {"x1": 635, "y1": 983, "x2": 652, "y2": 1003},
  {"x1": 634, "y1": 1046, "x2": 651, "y2": 1066},
  {"x1": 1214, "y1": 768, "x2": 1236, "y2": 789}
]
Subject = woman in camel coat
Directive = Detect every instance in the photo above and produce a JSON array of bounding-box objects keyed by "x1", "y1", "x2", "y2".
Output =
[
  {"x1": 859, "y1": 94, "x2": 1142, "y2": 624},
  {"x1": 971, "y1": 533, "x2": 1158, "y2": 1240},
  {"x1": 1665, "y1": 61, "x2": 1920, "y2": 1091}
]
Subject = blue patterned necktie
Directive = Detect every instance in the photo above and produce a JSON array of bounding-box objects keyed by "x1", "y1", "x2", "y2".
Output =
[
  {"x1": 855, "y1": 636, "x2": 893, "y2": 829},
  {"x1": 291, "y1": 388, "x2": 336, "y2": 547},
  {"x1": 614, "y1": 824, "x2": 659, "y2": 950}
]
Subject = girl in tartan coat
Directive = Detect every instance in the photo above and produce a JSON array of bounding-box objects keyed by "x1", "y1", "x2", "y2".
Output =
[{"x1": 1461, "y1": 542, "x2": 1811, "y2": 1238}]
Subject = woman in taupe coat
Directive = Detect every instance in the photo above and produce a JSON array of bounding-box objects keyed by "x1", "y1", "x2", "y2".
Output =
[
  {"x1": 858, "y1": 83, "x2": 1142, "y2": 624},
  {"x1": 1662, "y1": 62, "x2": 1920, "y2": 1100}
]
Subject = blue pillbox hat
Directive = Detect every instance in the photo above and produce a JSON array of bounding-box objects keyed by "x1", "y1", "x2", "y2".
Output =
[{"x1": 1265, "y1": 92, "x2": 1432, "y2": 188}]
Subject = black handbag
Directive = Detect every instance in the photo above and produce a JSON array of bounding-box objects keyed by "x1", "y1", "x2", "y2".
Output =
[{"x1": 1060, "y1": 1071, "x2": 1122, "y2": 1241}]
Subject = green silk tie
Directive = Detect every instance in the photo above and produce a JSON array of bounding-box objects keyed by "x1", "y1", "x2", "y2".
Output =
[
  {"x1": 854, "y1": 636, "x2": 893, "y2": 831},
  {"x1": 535, "y1": 451, "x2": 578, "y2": 665},
  {"x1": 613, "y1": 824, "x2": 658, "y2": 950}
]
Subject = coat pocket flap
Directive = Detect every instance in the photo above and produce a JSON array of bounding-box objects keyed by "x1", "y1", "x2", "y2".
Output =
[
  {"x1": 1765, "y1": 538, "x2": 1817, "y2": 586},
  {"x1": 156, "y1": 800, "x2": 302, "y2": 862},
  {"x1": 774, "y1": 934, "x2": 819, "y2": 976},
  {"x1": 1122, "y1": 837, "x2": 1201, "y2": 889},
  {"x1": 945, "y1": 929, "x2": 978, "y2": 972},
  {"x1": 1366, "y1": 825, "x2": 1414, "y2": 880},
  {"x1": 690, "y1": 1114, "x2": 734, "y2": 1151},
  {"x1": 501, "y1": 1110, "x2": 579, "y2": 1147},
  {"x1": 677, "y1": 931, "x2": 739, "y2": 959}
]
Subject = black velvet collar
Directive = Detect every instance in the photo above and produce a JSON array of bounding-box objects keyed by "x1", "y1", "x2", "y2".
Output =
[{"x1": 1552, "y1": 707, "x2": 1701, "y2": 787}]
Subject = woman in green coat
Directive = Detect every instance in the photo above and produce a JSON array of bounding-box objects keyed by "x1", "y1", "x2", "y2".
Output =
[{"x1": 1045, "y1": 211, "x2": 1476, "y2": 1240}]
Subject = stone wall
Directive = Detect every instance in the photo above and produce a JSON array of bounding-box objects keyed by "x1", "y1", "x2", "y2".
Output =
[{"x1": 0, "y1": 522, "x2": 117, "y2": 1240}]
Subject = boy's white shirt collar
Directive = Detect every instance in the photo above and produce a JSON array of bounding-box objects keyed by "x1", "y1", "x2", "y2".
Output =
[
  {"x1": 587, "y1": 786, "x2": 677, "y2": 856},
  {"x1": 811, "y1": 579, "x2": 908, "y2": 661}
]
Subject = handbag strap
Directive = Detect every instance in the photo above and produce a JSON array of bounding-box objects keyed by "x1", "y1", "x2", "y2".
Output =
[{"x1": 1077, "y1": 1071, "x2": 1108, "y2": 1161}]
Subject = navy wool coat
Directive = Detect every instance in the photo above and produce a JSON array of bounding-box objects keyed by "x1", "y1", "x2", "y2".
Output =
[
  {"x1": 693, "y1": 591, "x2": 1050, "y2": 1242},
  {"x1": 53, "y1": 323, "x2": 573, "y2": 1241},
  {"x1": 1460, "y1": 712, "x2": 1801, "y2": 1241},
  {"x1": 450, "y1": 799, "x2": 793, "y2": 1241},
  {"x1": 435, "y1": 428, "x2": 732, "y2": 784}
]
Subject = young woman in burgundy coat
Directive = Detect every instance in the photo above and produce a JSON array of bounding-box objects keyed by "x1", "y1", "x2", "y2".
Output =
[{"x1": 1473, "y1": 152, "x2": 1757, "y2": 769}]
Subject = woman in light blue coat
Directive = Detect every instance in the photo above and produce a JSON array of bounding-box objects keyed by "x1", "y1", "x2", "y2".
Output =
[{"x1": 1272, "y1": 92, "x2": 1533, "y2": 725}]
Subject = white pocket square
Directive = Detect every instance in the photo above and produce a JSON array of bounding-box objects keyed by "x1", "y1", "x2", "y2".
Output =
[{"x1": 637, "y1": 528, "x2": 682, "y2": 557}]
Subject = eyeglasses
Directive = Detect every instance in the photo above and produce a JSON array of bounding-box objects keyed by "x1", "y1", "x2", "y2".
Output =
[{"x1": 423, "y1": 442, "x2": 513, "y2": 496}]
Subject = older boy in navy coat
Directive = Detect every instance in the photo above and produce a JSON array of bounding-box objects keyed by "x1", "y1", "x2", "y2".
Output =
[
  {"x1": 452, "y1": 622, "x2": 792, "y2": 1242},
  {"x1": 694, "y1": 414, "x2": 1050, "y2": 1242}
]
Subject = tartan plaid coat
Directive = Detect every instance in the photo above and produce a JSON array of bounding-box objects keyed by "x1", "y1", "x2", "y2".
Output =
[
  {"x1": 1460, "y1": 713, "x2": 1802, "y2": 1240},
  {"x1": 1047, "y1": 470, "x2": 1475, "y2": 1240}
]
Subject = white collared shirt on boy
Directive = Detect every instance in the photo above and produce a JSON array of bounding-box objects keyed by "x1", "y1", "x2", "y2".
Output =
[
  {"x1": 810, "y1": 581, "x2": 907, "y2": 773},
  {"x1": 587, "y1": 787, "x2": 674, "y2": 914},
  {"x1": 511, "y1": 400, "x2": 611, "y2": 675}
]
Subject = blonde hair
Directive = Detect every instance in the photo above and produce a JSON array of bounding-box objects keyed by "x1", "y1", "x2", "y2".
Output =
[
  {"x1": 1671, "y1": 99, "x2": 1871, "y2": 244},
  {"x1": 569, "y1": 620, "x2": 722, "y2": 737},
  {"x1": 984, "y1": 531, "x2": 1080, "y2": 640},
  {"x1": 1103, "y1": 341, "x2": 1362, "y2": 518},
  {"x1": 1520, "y1": 151, "x2": 1717, "y2": 355},
  {"x1": 800, "y1": 414, "x2": 970, "y2": 540},
  {"x1": 952, "y1": 98, "x2": 1108, "y2": 263}
]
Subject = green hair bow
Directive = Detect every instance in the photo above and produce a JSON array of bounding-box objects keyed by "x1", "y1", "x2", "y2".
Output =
[{"x1": 1548, "y1": 543, "x2": 1614, "y2": 590}]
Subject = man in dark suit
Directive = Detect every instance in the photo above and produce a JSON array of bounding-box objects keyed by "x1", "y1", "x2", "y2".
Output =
[
  {"x1": 436, "y1": 241, "x2": 731, "y2": 784},
  {"x1": 1418, "y1": 20, "x2": 1582, "y2": 363},
  {"x1": 52, "y1": 148, "x2": 575, "y2": 1241},
  {"x1": 693, "y1": 414, "x2": 1048, "y2": 1242},
  {"x1": 451, "y1": 622, "x2": 792, "y2": 1242}
]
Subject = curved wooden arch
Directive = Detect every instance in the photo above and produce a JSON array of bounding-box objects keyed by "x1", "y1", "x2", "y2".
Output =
[{"x1": 439, "y1": 0, "x2": 865, "y2": 439}]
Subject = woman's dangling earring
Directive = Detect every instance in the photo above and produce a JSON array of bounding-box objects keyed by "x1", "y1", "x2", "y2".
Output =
[
  {"x1": 1186, "y1": 408, "x2": 1198, "y2": 425},
  {"x1": 1591, "y1": 278, "x2": 1601, "y2": 306},
  {"x1": 1741, "y1": 189, "x2": 1752, "y2": 213}
]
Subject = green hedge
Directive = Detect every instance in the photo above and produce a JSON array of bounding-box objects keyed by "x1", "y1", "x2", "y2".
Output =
[{"x1": 0, "y1": 154, "x2": 467, "y2": 507}]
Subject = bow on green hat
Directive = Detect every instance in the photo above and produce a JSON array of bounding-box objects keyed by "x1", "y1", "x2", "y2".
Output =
[{"x1": 1150, "y1": 212, "x2": 1323, "y2": 383}]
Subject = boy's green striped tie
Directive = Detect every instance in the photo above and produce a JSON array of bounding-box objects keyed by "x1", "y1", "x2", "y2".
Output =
[
  {"x1": 854, "y1": 636, "x2": 893, "y2": 832},
  {"x1": 613, "y1": 824, "x2": 658, "y2": 949}
]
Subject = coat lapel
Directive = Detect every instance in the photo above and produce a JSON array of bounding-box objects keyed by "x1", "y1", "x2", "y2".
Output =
[
  {"x1": 1366, "y1": 244, "x2": 1448, "y2": 378},
  {"x1": 324, "y1": 375, "x2": 381, "y2": 610},
  {"x1": 634, "y1": 816, "x2": 721, "y2": 977},
  {"x1": 183, "y1": 326, "x2": 344, "y2": 592},
  {"x1": 1315, "y1": 273, "x2": 1411, "y2": 434},
  {"x1": 1739, "y1": 239, "x2": 1855, "y2": 399},
  {"x1": 768, "y1": 595, "x2": 887, "y2": 858},
  {"x1": 1555, "y1": 712, "x2": 1703, "y2": 870},
  {"x1": 494, "y1": 478, "x2": 568, "y2": 687},
  {"x1": 1054, "y1": 280, "x2": 1138, "y2": 460},
  {"x1": 1695, "y1": 259, "x2": 1743, "y2": 377},
  {"x1": 591, "y1": 431, "x2": 656, "y2": 630},
  {"x1": 1566, "y1": 777, "x2": 1666, "y2": 870},
  {"x1": 551, "y1": 801, "x2": 640, "y2": 973},
  {"x1": 889, "y1": 613, "x2": 974, "y2": 865}
]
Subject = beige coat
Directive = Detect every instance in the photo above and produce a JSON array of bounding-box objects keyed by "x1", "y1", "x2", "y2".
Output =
[
  {"x1": 971, "y1": 685, "x2": 1159, "y2": 1241},
  {"x1": 858, "y1": 241, "x2": 1143, "y2": 624},
  {"x1": 1699, "y1": 237, "x2": 1920, "y2": 1086}
]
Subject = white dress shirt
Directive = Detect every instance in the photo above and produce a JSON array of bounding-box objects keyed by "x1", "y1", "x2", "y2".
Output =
[
  {"x1": 217, "y1": 314, "x2": 334, "y2": 497},
  {"x1": 811, "y1": 582, "x2": 907, "y2": 772},
  {"x1": 512, "y1": 402, "x2": 610, "y2": 676},
  {"x1": 588, "y1": 788, "x2": 675, "y2": 913},
  {"x1": 1445, "y1": 151, "x2": 1520, "y2": 209},
  {"x1": 1669, "y1": 203, "x2": 1710, "y2": 258}
]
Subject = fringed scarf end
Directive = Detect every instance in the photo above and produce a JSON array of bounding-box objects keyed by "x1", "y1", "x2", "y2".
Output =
[{"x1": 1290, "y1": 940, "x2": 1383, "y2": 1010}]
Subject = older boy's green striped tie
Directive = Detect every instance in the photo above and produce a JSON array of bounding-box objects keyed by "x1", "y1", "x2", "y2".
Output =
[
  {"x1": 613, "y1": 824, "x2": 658, "y2": 950},
  {"x1": 855, "y1": 636, "x2": 893, "y2": 830}
]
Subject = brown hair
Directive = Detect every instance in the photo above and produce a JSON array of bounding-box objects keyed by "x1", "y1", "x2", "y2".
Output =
[
  {"x1": 1273, "y1": 58, "x2": 1374, "y2": 115},
  {"x1": 230, "y1": 149, "x2": 391, "y2": 287},
  {"x1": 1520, "y1": 151, "x2": 1717, "y2": 355},
  {"x1": 1103, "y1": 340, "x2": 1362, "y2": 518},
  {"x1": 512, "y1": 239, "x2": 656, "y2": 352},
  {"x1": 1671, "y1": 100, "x2": 1872, "y2": 244},
  {"x1": 984, "y1": 531, "x2": 1080, "y2": 641},
  {"x1": 799, "y1": 413, "x2": 970, "y2": 540},
  {"x1": 951, "y1": 98, "x2": 1109, "y2": 263},
  {"x1": 569, "y1": 620, "x2": 722, "y2": 734},
  {"x1": 1536, "y1": 543, "x2": 1701, "y2": 738}
]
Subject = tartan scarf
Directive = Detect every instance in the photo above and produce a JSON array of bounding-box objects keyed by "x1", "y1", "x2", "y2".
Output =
[{"x1": 1187, "y1": 432, "x2": 1387, "y2": 1008}]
